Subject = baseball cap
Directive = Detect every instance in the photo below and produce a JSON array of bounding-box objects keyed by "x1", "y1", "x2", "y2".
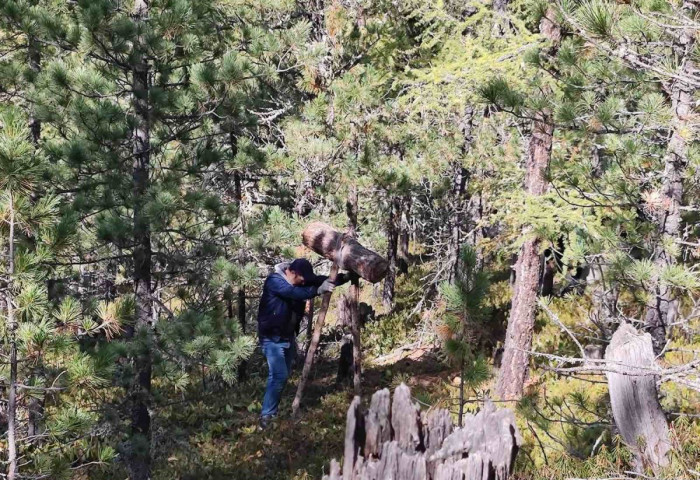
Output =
[{"x1": 289, "y1": 258, "x2": 317, "y2": 284}]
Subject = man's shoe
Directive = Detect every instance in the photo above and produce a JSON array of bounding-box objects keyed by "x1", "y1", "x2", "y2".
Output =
[{"x1": 258, "y1": 415, "x2": 274, "y2": 430}]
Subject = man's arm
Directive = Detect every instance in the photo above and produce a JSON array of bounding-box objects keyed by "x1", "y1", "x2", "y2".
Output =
[
  {"x1": 309, "y1": 273, "x2": 350, "y2": 287},
  {"x1": 268, "y1": 275, "x2": 319, "y2": 301}
]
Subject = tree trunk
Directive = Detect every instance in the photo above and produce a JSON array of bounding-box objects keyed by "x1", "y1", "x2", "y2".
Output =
[
  {"x1": 496, "y1": 110, "x2": 553, "y2": 400},
  {"x1": 383, "y1": 197, "x2": 400, "y2": 311},
  {"x1": 605, "y1": 323, "x2": 671, "y2": 472},
  {"x1": 495, "y1": 11, "x2": 559, "y2": 401},
  {"x1": 398, "y1": 196, "x2": 411, "y2": 275},
  {"x1": 128, "y1": 2, "x2": 153, "y2": 478},
  {"x1": 347, "y1": 187, "x2": 362, "y2": 395},
  {"x1": 350, "y1": 276, "x2": 362, "y2": 395},
  {"x1": 7, "y1": 200, "x2": 18, "y2": 480},
  {"x1": 237, "y1": 287, "x2": 247, "y2": 381},
  {"x1": 645, "y1": 3, "x2": 696, "y2": 354},
  {"x1": 28, "y1": 39, "x2": 41, "y2": 145},
  {"x1": 26, "y1": 36, "x2": 45, "y2": 442},
  {"x1": 448, "y1": 106, "x2": 475, "y2": 281},
  {"x1": 449, "y1": 166, "x2": 468, "y2": 282}
]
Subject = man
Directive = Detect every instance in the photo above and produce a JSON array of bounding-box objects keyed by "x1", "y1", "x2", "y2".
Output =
[{"x1": 257, "y1": 258, "x2": 346, "y2": 428}]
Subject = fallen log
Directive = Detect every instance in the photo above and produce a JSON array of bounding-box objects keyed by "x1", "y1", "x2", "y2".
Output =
[
  {"x1": 302, "y1": 222, "x2": 389, "y2": 283},
  {"x1": 605, "y1": 323, "x2": 671, "y2": 472},
  {"x1": 323, "y1": 384, "x2": 521, "y2": 480}
]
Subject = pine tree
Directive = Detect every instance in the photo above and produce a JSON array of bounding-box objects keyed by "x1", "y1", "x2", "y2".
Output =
[
  {"x1": 562, "y1": 0, "x2": 699, "y2": 355},
  {"x1": 26, "y1": 1, "x2": 303, "y2": 476},
  {"x1": 439, "y1": 246, "x2": 491, "y2": 425},
  {"x1": 1, "y1": 109, "x2": 120, "y2": 479}
]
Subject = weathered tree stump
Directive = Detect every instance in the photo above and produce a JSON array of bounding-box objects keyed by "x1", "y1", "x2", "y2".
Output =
[
  {"x1": 605, "y1": 323, "x2": 671, "y2": 472},
  {"x1": 302, "y1": 222, "x2": 389, "y2": 283},
  {"x1": 323, "y1": 384, "x2": 521, "y2": 480}
]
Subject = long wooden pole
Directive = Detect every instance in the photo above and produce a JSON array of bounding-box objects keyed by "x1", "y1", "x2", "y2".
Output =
[{"x1": 292, "y1": 264, "x2": 339, "y2": 416}]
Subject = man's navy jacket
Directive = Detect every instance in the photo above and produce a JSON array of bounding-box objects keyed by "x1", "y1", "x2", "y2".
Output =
[{"x1": 257, "y1": 263, "x2": 327, "y2": 339}]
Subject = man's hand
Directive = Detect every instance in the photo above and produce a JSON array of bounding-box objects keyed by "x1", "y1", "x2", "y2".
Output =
[{"x1": 317, "y1": 278, "x2": 336, "y2": 295}]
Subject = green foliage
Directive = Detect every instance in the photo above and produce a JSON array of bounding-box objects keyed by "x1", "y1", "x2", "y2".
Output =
[
  {"x1": 1, "y1": 0, "x2": 700, "y2": 479},
  {"x1": 439, "y1": 246, "x2": 491, "y2": 395}
]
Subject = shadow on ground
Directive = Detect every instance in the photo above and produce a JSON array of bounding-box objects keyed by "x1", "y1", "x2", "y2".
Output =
[{"x1": 151, "y1": 348, "x2": 452, "y2": 480}]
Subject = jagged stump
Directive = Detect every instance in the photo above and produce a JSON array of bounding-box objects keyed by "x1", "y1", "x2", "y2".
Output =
[
  {"x1": 323, "y1": 384, "x2": 521, "y2": 480},
  {"x1": 605, "y1": 323, "x2": 671, "y2": 472}
]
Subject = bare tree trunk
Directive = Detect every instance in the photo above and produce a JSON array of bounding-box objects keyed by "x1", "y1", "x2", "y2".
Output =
[
  {"x1": 237, "y1": 287, "x2": 247, "y2": 381},
  {"x1": 605, "y1": 323, "x2": 671, "y2": 472},
  {"x1": 383, "y1": 196, "x2": 400, "y2": 311},
  {"x1": 495, "y1": 11, "x2": 559, "y2": 401},
  {"x1": 27, "y1": 39, "x2": 41, "y2": 145},
  {"x1": 398, "y1": 196, "x2": 411, "y2": 275},
  {"x1": 7, "y1": 200, "x2": 18, "y2": 480},
  {"x1": 128, "y1": 2, "x2": 153, "y2": 478},
  {"x1": 26, "y1": 36, "x2": 45, "y2": 443},
  {"x1": 448, "y1": 166, "x2": 468, "y2": 282},
  {"x1": 448, "y1": 106, "x2": 475, "y2": 281},
  {"x1": 458, "y1": 361, "x2": 465, "y2": 428},
  {"x1": 645, "y1": 3, "x2": 696, "y2": 354},
  {"x1": 347, "y1": 186, "x2": 362, "y2": 394},
  {"x1": 496, "y1": 110, "x2": 553, "y2": 400}
]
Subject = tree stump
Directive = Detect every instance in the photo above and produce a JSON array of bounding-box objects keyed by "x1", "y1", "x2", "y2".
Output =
[
  {"x1": 605, "y1": 323, "x2": 671, "y2": 472},
  {"x1": 323, "y1": 384, "x2": 520, "y2": 480}
]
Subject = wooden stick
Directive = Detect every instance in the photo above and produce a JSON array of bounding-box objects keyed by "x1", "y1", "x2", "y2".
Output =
[{"x1": 292, "y1": 263, "x2": 339, "y2": 417}]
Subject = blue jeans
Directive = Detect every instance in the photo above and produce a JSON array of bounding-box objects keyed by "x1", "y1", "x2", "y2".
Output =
[{"x1": 261, "y1": 336, "x2": 296, "y2": 418}]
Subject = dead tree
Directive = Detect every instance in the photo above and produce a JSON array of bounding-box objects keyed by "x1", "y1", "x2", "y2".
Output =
[
  {"x1": 644, "y1": 0, "x2": 697, "y2": 355},
  {"x1": 323, "y1": 384, "x2": 521, "y2": 480},
  {"x1": 605, "y1": 323, "x2": 671, "y2": 472}
]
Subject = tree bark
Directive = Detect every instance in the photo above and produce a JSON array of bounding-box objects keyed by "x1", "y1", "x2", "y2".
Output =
[
  {"x1": 7, "y1": 200, "x2": 18, "y2": 480},
  {"x1": 237, "y1": 287, "x2": 248, "y2": 381},
  {"x1": 27, "y1": 38, "x2": 41, "y2": 145},
  {"x1": 645, "y1": 2, "x2": 696, "y2": 354},
  {"x1": 127, "y1": 2, "x2": 153, "y2": 478},
  {"x1": 605, "y1": 323, "x2": 671, "y2": 472},
  {"x1": 449, "y1": 166, "x2": 469, "y2": 282},
  {"x1": 302, "y1": 222, "x2": 388, "y2": 283},
  {"x1": 495, "y1": 10, "x2": 559, "y2": 401},
  {"x1": 398, "y1": 196, "x2": 411, "y2": 275},
  {"x1": 448, "y1": 106, "x2": 475, "y2": 281},
  {"x1": 346, "y1": 186, "x2": 362, "y2": 394},
  {"x1": 383, "y1": 197, "x2": 400, "y2": 312},
  {"x1": 350, "y1": 275, "x2": 362, "y2": 395},
  {"x1": 496, "y1": 110, "x2": 553, "y2": 400}
]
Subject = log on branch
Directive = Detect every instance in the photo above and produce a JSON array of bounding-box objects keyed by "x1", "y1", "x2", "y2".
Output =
[
  {"x1": 302, "y1": 222, "x2": 389, "y2": 283},
  {"x1": 323, "y1": 384, "x2": 521, "y2": 480},
  {"x1": 605, "y1": 323, "x2": 671, "y2": 473}
]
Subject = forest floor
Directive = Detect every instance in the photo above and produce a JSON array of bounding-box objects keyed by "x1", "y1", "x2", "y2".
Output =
[{"x1": 152, "y1": 345, "x2": 453, "y2": 480}]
